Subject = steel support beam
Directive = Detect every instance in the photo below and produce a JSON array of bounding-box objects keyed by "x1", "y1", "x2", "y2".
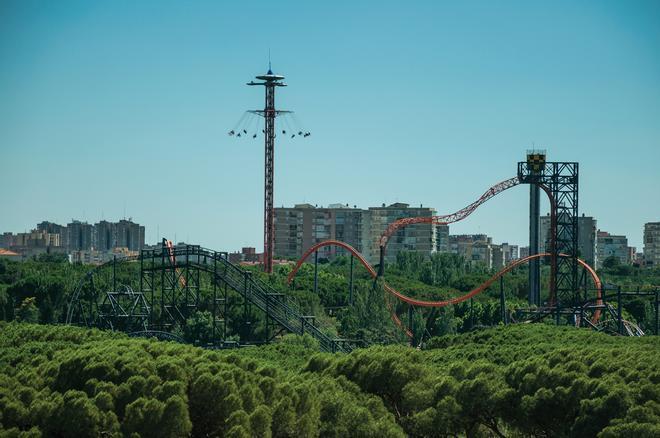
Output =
[{"x1": 529, "y1": 183, "x2": 541, "y2": 305}]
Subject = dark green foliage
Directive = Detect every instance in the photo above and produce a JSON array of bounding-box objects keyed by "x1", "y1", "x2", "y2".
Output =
[
  {"x1": 2, "y1": 322, "x2": 658, "y2": 437},
  {"x1": 602, "y1": 256, "x2": 621, "y2": 269},
  {"x1": 0, "y1": 258, "x2": 87, "y2": 324},
  {"x1": 1, "y1": 253, "x2": 659, "y2": 436},
  {"x1": 183, "y1": 311, "x2": 214, "y2": 345},
  {"x1": 337, "y1": 280, "x2": 407, "y2": 344},
  {"x1": 14, "y1": 298, "x2": 38, "y2": 323},
  {"x1": 0, "y1": 322, "x2": 402, "y2": 437},
  {"x1": 305, "y1": 324, "x2": 660, "y2": 437}
]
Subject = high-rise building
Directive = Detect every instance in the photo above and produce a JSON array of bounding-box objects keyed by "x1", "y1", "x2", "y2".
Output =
[
  {"x1": 436, "y1": 224, "x2": 449, "y2": 253},
  {"x1": 274, "y1": 204, "x2": 367, "y2": 261},
  {"x1": 37, "y1": 221, "x2": 65, "y2": 237},
  {"x1": 520, "y1": 246, "x2": 530, "y2": 259},
  {"x1": 491, "y1": 244, "x2": 504, "y2": 270},
  {"x1": 540, "y1": 213, "x2": 597, "y2": 267},
  {"x1": 2, "y1": 218, "x2": 145, "y2": 262},
  {"x1": 643, "y1": 222, "x2": 660, "y2": 267},
  {"x1": 274, "y1": 202, "x2": 436, "y2": 264},
  {"x1": 94, "y1": 220, "x2": 115, "y2": 251},
  {"x1": 67, "y1": 220, "x2": 93, "y2": 251},
  {"x1": 0, "y1": 233, "x2": 13, "y2": 249},
  {"x1": 500, "y1": 242, "x2": 519, "y2": 264},
  {"x1": 274, "y1": 205, "x2": 305, "y2": 259},
  {"x1": 2, "y1": 230, "x2": 60, "y2": 248},
  {"x1": 367, "y1": 203, "x2": 436, "y2": 264},
  {"x1": 596, "y1": 231, "x2": 630, "y2": 268},
  {"x1": 114, "y1": 219, "x2": 145, "y2": 251},
  {"x1": 91, "y1": 219, "x2": 144, "y2": 252},
  {"x1": 37, "y1": 221, "x2": 67, "y2": 248}
]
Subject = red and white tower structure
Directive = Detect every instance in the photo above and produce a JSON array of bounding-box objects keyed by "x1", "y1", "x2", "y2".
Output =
[{"x1": 248, "y1": 66, "x2": 288, "y2": 273}]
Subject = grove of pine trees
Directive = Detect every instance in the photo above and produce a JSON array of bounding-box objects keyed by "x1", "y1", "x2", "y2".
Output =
[{"x1": 1, "y1": 322, "x2": 659, "y2": 437}]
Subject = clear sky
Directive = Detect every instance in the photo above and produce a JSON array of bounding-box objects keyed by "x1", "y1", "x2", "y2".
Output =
[{"x1": 1, "y1": 0, "x2": 658, "y2": 251}]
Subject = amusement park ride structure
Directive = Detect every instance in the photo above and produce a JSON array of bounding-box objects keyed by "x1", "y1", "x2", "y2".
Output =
[
  {"x1": 66, "y1": 151, "x2": 658, "y2": 350},
  {"x1": 246, "y1": 66, "x2": 286, "y2": 274},
  {"x1": 232, "y1": 65, "x2": 310, "y2": 274}
]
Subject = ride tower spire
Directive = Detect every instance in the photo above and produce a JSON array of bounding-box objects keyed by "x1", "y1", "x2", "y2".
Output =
[{"x1": 247, "y1": 66, "x2": 288, "y2": 273}]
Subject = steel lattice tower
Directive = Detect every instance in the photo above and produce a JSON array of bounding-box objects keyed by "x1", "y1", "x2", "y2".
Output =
[
  {"x1": 518, "y1": 156, "x2": 580, "y2": 306},
  {"x1": 248, "y1": 67, "x2": 288, "y2": 273}
]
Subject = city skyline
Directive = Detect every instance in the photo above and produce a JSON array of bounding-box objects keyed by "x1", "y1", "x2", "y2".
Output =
[
  {"x1": 0, "y1": 209, "x2": 651, "y2": 258},
  {"x1": 1, "y1": 1, "x2": 659, "y2": 251}
]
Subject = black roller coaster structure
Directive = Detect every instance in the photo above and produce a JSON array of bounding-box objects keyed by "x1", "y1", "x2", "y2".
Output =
[{"x1": 66, "y1": 241, "x2": 358, "y2": 352}]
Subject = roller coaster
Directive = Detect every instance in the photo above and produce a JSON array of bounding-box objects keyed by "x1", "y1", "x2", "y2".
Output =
[
  {"x1": 67, "y1": 242, "x2": 359, "y2": 352},
  {"x1": 67, "y1": 154, "x2": 657, "y2": 351}
]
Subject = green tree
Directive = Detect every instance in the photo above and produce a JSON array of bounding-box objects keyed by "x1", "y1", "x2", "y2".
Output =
[
  {"x1": 15, "y1": 297, "x2": 38, "y2": 323},
  {"x1": 250, "y1": 405, "x2": 272, "y2": 438},
  {"x1": 183, "y1": 311, "x2": 215, "y2": 344},
  {"x1": 602, "y1": 256, "x2": 620, "y2": 269}
]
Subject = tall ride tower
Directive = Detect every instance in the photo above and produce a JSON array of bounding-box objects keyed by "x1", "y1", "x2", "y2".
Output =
[
  {"x1": 518, "y1": 152, "x2": 580, "y2": 308},
  {"x1": 248, "y1": 66, "x2": 288, "y2": 273},
  {"x1": 527, "y1": 150, "x2": 544, "y2": 306}
]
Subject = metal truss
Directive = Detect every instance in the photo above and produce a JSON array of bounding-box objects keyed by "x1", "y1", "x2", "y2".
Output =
[
  {"x1": 518, "y1": 161, "x2": 579, "y2": 306},
  {"x1": 379, "y1": 177, "x2": 521, "y2": 248},
  {"x1": 97, "y1": 285, "x2": 150, "y2": 332},
  {"x1": 66, "y1": 242, "x2": 355, "y2": 352}
]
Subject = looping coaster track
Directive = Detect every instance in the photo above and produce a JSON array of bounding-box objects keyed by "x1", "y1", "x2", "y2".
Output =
[
  {"x1": 287, "y1": 240, "x2": 602, "y2": 336},
  {"x1": 287, "y1": 173, "x2": 603, "y2": 339}
]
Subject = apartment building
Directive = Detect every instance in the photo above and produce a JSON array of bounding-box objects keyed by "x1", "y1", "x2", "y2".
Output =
[
  {"x1": 491, "y1": 245, "x2": 505, "y2": 270},
  {"x1": 500, "y1": 242, "x2": 519, "y2": 264},
  {"x1": 114, "y1": 219, "x2": 145, "y2": 251},
  {"x1": 643, "y1": 222, "x2": 660, "y2": 267},
  {"x1": 436, "y1": 224, "x2": 449, "y2": 253},
  {"x1": 367, "y1": 203, "x2": 436, "y2": 264},
  {"x1": 67, "y1": 220, "x2": 93, "y2": 251},
  {"x1": 274, "y1": 204, "x2": 367, "y2": 261},
  {"x1": 596, "y1": 231, "x2": 630, "y2": 268},
  {"x1": 540, "y1": 213, "x2": 597, "y2": 267},
  {"x1": 448, "y1": 234, "x2": 494, "y2": 268},
  {"x1": 274, "y1": 202, "x2": 436, "y2": 264},
  {"x1": 1, "y1": 218, "x2": 145, "y2": 261}
]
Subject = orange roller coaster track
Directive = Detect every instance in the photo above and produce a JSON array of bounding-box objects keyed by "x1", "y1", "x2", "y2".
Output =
[
  {"x1": 376, "y1": 177, "x2": 563, "y2": 304},
  {"x1": 286, "y1": 240, "x2": 602, "y2": 336},
  {"x1": 286, "y1": 174, "x2": 601, "y2": 337}
]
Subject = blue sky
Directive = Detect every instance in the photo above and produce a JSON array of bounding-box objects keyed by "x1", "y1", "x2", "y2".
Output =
[{"x1": 1, "y1": 0, "x2": 658, "y2": 250}]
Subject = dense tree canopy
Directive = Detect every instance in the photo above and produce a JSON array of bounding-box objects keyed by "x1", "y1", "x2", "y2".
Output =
[
  {"x1": 0, "y1": 323, "x2": 402, "y2": 438},
  {"x1": 307, "y1": 324, "x2": 660, "y2": 437},
  {"x1": 1, "y1": 322, "x2": 658, "y2": 437}
]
